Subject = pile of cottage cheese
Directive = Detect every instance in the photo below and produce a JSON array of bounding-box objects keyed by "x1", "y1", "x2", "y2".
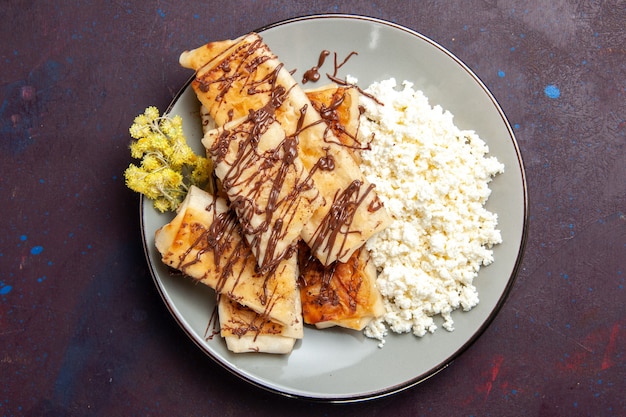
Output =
[{"x1": 355, "y1": 78, "x2": 504, "y2": 346}]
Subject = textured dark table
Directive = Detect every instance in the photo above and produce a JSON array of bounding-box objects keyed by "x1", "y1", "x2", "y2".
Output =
[{"x1": 1, "y1": 1, "x2": 625, "y2": 416}]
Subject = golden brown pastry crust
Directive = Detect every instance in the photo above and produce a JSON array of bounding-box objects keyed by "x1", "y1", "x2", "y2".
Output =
[
  {"x1": 180, "y1": 33, "x2": 391, "y2": 266},
  {"x1": 298, "y1": 242, "x2": 384, "y2": 330},
  {"x1": 154, "y1": 186, "x2": 303, "y2": 332}
]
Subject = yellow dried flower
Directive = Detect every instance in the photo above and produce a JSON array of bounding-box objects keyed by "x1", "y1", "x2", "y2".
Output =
[{"x1": 123, "y1": 106, "x2": 209, "y2": 212}]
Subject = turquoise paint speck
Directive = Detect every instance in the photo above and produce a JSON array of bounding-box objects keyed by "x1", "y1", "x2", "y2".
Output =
[
  {"x1": 514, "y1": 123, "x2": 520, "y2": 129},
  {"x1": 545, "y1": 84, "x2": 561, "y2": 99},
  {"x1": 31, "y1": 246, "x2": 44, "y2": 255},
  {"x1": 498, "y1": 70, "x2": 505, "y2": 78}
]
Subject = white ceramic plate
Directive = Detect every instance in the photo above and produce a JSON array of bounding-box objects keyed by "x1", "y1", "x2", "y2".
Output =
[{"x1": 141, "y1": 14, "x2": 528, "y2": 402}]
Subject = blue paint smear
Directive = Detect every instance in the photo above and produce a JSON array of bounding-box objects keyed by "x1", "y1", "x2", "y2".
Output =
[
  {"x1": 545, "y1": 84, "x2": 561, "y2": 99},
  {"x1": 0, "y1": 285, "x2": 12, "y2": 295},
  {"x1": 49, "y1": 243, "x2": 142, "y2": 408},
  {"x1": 31, "y1": 245, "x2": 44, "y2": 255}
]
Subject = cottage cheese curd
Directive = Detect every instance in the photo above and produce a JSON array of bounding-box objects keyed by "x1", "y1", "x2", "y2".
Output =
[{"x1": 355, "y1": 78, "x2": 504, "y2": 346}]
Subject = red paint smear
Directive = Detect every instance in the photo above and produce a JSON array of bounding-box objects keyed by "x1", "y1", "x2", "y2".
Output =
[
  {"x1": 601, "y1": 322, "x2": 620, "y2": 370},
  {"x1": 557, "y1": 320, "x2": 625, "y2": 373},
  {"x1": 500, "y1": 380, "x2": 510, "y2": 392},
  {"x1": 458, "y1": 393, "x2": 476, "y2": 407},
  {"x1": 476, "y1": 354, "x2": 505, "y2": 401}
]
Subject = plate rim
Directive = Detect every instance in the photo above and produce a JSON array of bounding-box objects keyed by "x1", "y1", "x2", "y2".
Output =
[{"x1": 139, "y1": 13, "x2": 529, "y2": 403}]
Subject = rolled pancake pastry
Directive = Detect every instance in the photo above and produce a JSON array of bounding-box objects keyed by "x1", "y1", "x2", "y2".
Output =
[
  {"x1": 180, "y1": 33, "x2": 391, "y2": 267},
  {"x1": 202, "y1": 114, "x2": 323, "y2": 274},
  {"x1": 218, "y1": 295, "x2": 298, "y2": 354},
  {"x1": 298, "y1": 242, "x2": 385, "y2": 330},
  {"x1": 154, "y1": 185, "x2": 303, "y2": 339},
  {"x1": 167, "y1": 34, "x2": 392, "y2": 354}
]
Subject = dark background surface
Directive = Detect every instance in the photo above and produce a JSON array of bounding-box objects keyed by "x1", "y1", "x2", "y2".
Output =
[{"x1": 1, "y1": 1, "x2": 625, "y2": 416}]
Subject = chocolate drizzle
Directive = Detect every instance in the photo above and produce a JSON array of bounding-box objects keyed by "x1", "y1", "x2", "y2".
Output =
[
  {"x1": 163, "y1": 195, "x2": 300, "y2": 341},
  {"x1": 307, "y1": 179, "x2": 377, "y2": 265},
  {"x1": 302, "y1": 49, "x2": 330, "y2": 83},
  {"x1": 205, "y1": 69, "x2": 322, "y2": 273},
  {"x1": 310, "y1": 87, "x2": 370, "y2": 153},
  {"x1": 219, "y1": 294, "x2": 285, "y2": 342},
  {"x1": 297, "y1": 241, "x2": 365, "y2": 324},
  {"x1": 331, "y1": 51, "x2": 358, "y2": 78},
  {"x1": 204, "y1": 304, "x2": 221, "y2": 341},
  {"x1": 195, "y1": 37, "x2": 276, "y2": 113},
  {"x1": 192, "y1": 33, "x2": 390, "y2": 270}
]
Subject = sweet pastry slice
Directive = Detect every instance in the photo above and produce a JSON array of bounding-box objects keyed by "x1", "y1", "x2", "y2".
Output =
[
  {"x1": 178, "y1": 36, "x2": 240, "y2": 75},
  {"x1": 154, "y1": 185, "x2": 302, "y2": 332},
  {"x1": 298, "y1": 242, "x2": 384, "y2": 330},
  {"x1": 201, "y1": 106, "x2": 303, "y2": 352},
  {"x1": 202, "y1": 116, "x2": 323, "y2": 273},
  {"x1": 180, "y1": 33, "x2": 294, "y2": 127},
  {"x1": 305, "y1": 84, "x2": 364, "y2": 162},
  {"x1": 218, "y1": 295, "x2": 299, "y2": 354},
  {"x1": 180, "y1": 33, "x2": 392, "y2": 266}
]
